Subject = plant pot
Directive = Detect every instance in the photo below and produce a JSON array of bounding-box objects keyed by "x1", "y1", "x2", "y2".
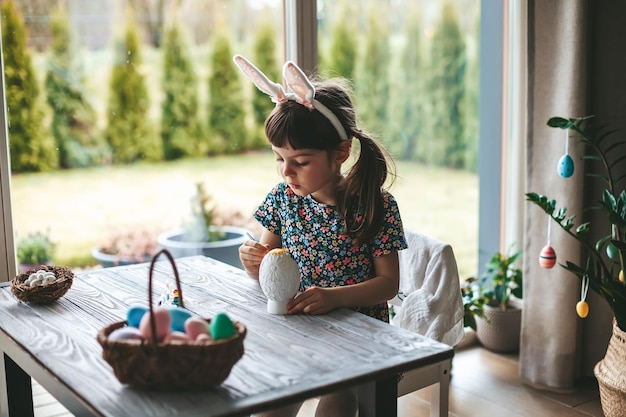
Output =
[
  {"x1": 91, "y1": 247, "x2": 152, "y2": 268},
  {"x1": 594, "y1": 318, "x2": 626, "y2": 417},
  {"x1": 475, "y1": 299, "x2": 522, "y2": 353},
  {"x1": 157, "y1": 226, "x2": 248, "y2": 269}
]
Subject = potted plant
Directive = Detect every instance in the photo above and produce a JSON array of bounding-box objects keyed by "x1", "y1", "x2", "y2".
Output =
[
  {"x1": 16, "y1": 231, "x2": 55, "y2": 272},
  {"x1": 473, "y1": 247, "x2": 524, "y2": 352},
  {"x1": 526, "y1": 116, "x2": 626, "y2": 416},
  {"x1": 460, "y1": 276, "x2": 486, "y2": 331},
  {"x1": 92, "y1": 229, "x2": 160, "y2": 268},
  {"x1": 157, "y1": 182, "x2": 249, "y2": 269}
]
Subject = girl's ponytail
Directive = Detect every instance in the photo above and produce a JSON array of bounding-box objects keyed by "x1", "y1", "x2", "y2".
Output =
[{"x1": 337, "y1": 129, "x2": 396, "y2": 245}]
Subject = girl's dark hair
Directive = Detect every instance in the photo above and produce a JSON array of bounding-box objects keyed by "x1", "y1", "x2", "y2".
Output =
[{"x1": 264, "y1": 78, "x2": 396, "y2": 245}]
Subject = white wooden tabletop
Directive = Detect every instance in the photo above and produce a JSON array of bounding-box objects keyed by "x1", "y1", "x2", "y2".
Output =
[{"x1": 0, "y1": 255, "x2": 453, "y2": 417}]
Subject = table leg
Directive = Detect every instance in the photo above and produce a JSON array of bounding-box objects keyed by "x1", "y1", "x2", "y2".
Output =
[
  {"x1": 0, "y1": 353, "x2": 33, "y2": 417},
  {"x1": 358, "y1": 375, "x2": 397, "y2": 417},
  {"x1": 429, "y1": 360, "x2": 451, "y2": 417}
]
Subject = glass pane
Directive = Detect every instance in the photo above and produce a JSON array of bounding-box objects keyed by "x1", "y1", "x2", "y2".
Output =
[
  {"x1": 3, "y1": 0, "x2": 283, "y2": 270},
  {"x1": 317, "y1": 0, "x2": 480, "y2": 278}
]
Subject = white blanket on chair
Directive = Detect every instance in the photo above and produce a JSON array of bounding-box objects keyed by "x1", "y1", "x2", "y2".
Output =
[{"x1": 395, "y1": 230, "x2": 465, "y2": 347}]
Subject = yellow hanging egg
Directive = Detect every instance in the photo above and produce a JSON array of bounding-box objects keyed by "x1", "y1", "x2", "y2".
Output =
[
  {"x1": 576, "y1": 300, "x2": 589, "y2": 318},
  {"x1": 620, "y1": 270, "x2": 624, "y2": 283}
]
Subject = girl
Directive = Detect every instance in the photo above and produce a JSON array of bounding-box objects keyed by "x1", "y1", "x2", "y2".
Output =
[{"x1": 235, "y1": 55, "x2": 407, "y2": 417}]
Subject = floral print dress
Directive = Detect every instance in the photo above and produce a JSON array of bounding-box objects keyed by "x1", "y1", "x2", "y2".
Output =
[{"x1": 254, "y1": 181, "x2": 408, "y2": 322}]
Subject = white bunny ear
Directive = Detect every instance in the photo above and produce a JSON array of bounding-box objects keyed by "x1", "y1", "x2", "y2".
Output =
[
  {"x1": 283, "y1": 61, "x2": 315, "y2": 109},
  {"x1": 233, "y1": 54, "x2": 286, "y2": 102}
]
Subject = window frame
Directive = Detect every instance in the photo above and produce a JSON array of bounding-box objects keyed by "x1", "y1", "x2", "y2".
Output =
[
  {"x1": 0, "y1": 30, "x2": 16, "y2": 280},
  {"x1": 478, "y1": 0, "x2": 507, "y2": 272},
  {"x1": 0, "y1": 1, "x2": 509, "y2": 281}
]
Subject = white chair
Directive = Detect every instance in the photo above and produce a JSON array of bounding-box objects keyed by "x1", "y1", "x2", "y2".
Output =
[{"x1": 390, "y1": 229, "x2": 465, "y2": 398}]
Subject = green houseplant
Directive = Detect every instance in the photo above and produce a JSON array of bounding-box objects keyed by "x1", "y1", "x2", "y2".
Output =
[
  {"x1": 17, "y1": 231, "x2": 55, "y2": 271},
  {"x1": 460, "y1": 277, "x2": 486, "y2": 331},
  {"x1": 473, "y1": 247, "x2": 523, "y2": 352},
  {"x1": 526, "y1": 116, "x2": 626, "y2": 330},
  {"x1": 157, "y1": 182, "x2": 249, "y2": 269},
  {"x1": 526, "y1": 116, "x2": 626, "y2": 417},
  {"x1": 479, "y1": 248, "x2": 523, "y2": 310},
  {"x1": 181, "y1": 182, "x2": 226, "y2": 243}
]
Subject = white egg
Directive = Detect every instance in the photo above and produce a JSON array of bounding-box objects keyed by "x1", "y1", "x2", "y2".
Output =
[
  {"x1": 29, "y1": 277, "x2": 43, "y2": 287},
  {"x1": 259, "y1": 248, "x2": 301, "y2": 314}
]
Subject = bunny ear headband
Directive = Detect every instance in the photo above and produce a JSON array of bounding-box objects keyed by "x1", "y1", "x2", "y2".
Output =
[{"x1": 233, "y1": 54, "x2": 349, "y2": 141}]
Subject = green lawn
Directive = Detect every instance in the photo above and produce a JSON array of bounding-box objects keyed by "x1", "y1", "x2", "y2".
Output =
[{"x1": 10, "y1": 152, "x2": 478, "y2": 277}]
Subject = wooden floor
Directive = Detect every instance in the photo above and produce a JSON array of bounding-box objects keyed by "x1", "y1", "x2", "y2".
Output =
[{"x1": 31, "y1": 334, "x2": 603, "y2": 417}]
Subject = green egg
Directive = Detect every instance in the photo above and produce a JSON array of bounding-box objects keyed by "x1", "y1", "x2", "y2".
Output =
[
  {"x1": 607, "y1": 243, "x2": 619, "y2": 260},
  {"x1": 210, "y1": 312, "x2": 236, "y2": 340}
]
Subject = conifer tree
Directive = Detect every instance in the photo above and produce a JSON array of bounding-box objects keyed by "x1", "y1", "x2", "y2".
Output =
[
  {"x1": 391, "y1": 5, "x2": 427, "y2": 161},
  {"x1": 463, "y1": 11, "x2": 480, "y2": 172},
  {"x1": 161, "y1": 22, "x2": 200, "y2": 160},
  {"x1": 356, "y1": 7, "x2": 390, "y2": 140},
  {"x1": 428, "y1": 1, "x2": 467, "y2": 168},
  {"x1": 106, "y1": 14, "x2": 161, "y2": 163},
  {"x1": 2, "y1": 0, "x2": 57, "y2": 172},
  {"x1": 207, "y1": 32, "x2": 246, "y2": 154},
  {"x1": 251, "y1": 21, "x2": 279, "y2": 148},
  {"x1": 323, "y1": 4, "x2": 357, "y2": 81},
  {"x1": 45, "y1": 3, "x2": 105, "y2": 168}
]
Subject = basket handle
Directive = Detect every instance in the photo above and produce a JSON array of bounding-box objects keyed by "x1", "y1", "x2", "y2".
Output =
[{"x1": 147, "y1": 249, "x2": 184, "y2": 345}]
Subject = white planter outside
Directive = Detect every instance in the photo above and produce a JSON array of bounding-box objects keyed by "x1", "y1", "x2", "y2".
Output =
[
  {"x1": 157, "y1": 226, "x2": 249, "y2": 269},
  {"x1": 91, "y1": 248, "x2": 151, "y2": 268}
]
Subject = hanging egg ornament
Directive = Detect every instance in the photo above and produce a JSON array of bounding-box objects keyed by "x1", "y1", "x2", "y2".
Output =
[
  {"x1": 539, "y1": 245, "x2": 557, "y2": 269},
  {"x1": 606, "y1": 243, "x2": 619, "y2": 260},
  {"x1": 557, "y1": 154, "x2": 574, "y2": 178},
  {"x1": 576, "y1": 300, "x2": 589, "y2": 318},
  {"x1": 620, "y1": 270, "x2": 624, "y2": 283}
]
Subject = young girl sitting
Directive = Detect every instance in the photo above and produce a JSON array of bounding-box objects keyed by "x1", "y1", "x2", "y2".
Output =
[{"x1": 235, "y1": 55, "x2": 407, "y2": 417}]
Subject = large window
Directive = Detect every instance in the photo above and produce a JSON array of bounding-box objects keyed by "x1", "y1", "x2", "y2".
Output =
[
  {"x1": 317, "y1": 0, "x2": 480, "y2": 276},
  {"x1": 1, "y1": 0, "x2": 484, "y2": 280}
]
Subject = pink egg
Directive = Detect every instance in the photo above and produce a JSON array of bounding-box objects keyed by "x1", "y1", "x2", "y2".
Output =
[
  {"x1": 184, "y1": 317, "x2": 210, "y2": 340},
  {"x1": 108, "y1": 326, "x2": 144, "y2": 341},
  {"x1": 139, "y1": 307, "x2": 171, "y2": 342},
  {"x1": 539, "y1": 245, "x2": 557, "y2": 269},
  {"x1": 163, "y1": 331, "x2": 192, "y2": 343},
  {"x1": 196, "y1": 333, "x2": 212, "y2": 342}
]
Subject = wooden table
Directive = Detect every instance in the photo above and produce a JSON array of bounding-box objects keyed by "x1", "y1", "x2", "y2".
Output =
[{"x1": 0, "y1": 256, "x2": 453, "y2": 417}]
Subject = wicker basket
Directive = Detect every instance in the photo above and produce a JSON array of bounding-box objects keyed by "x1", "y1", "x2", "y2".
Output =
[
  {"x1": 97, "y1": 249, "x2": 246, "y2": 390},
  {"x1": 11, "y1": 265, "x2": 74, "y2": 304},
  {"x1": 594, "y1": 318, "x2": 626, "y2": 417}
]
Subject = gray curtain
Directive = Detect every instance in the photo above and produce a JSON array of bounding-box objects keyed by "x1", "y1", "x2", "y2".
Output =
[{"x1": 522, "y1": 0, "x2": 626, "y2": 390}]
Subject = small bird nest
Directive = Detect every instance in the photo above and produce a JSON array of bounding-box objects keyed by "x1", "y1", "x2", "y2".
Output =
[{"x1": 11, "y1": 265, "x2": 74, "y2": 304}]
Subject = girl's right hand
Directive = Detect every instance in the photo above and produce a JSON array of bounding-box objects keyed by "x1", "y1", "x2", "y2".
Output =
[{"x1": 239, "y1": 240, "x2": 270, "y2": 279}]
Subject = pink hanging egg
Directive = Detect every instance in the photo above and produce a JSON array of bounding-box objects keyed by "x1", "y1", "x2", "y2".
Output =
[{"x1": 539, "y1": 245, "x2": 557, "y2": 269}]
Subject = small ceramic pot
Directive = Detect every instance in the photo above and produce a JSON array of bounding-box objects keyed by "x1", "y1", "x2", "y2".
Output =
[{"x1": 259, "y1": 249, "x2": 300, "y2": 314}]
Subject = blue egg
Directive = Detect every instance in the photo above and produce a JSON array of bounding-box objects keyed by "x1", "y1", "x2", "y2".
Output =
[
  {"x1": 127, "y1": 305, "x2": 148, "y2": 327},
  {"x1": 607, "y1": 243, "x2": 619, "y2": 260},
  {"x1": 167, "y1": 307, "x2": 193, "y2": 332},
  {"x1": 558, "y1": 154, "x2": 574, "y2": 178}
]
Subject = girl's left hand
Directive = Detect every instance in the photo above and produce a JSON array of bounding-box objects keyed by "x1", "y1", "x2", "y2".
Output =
[{"x1": 286, "y1": 287, "x2": 339, "y2": 315}]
